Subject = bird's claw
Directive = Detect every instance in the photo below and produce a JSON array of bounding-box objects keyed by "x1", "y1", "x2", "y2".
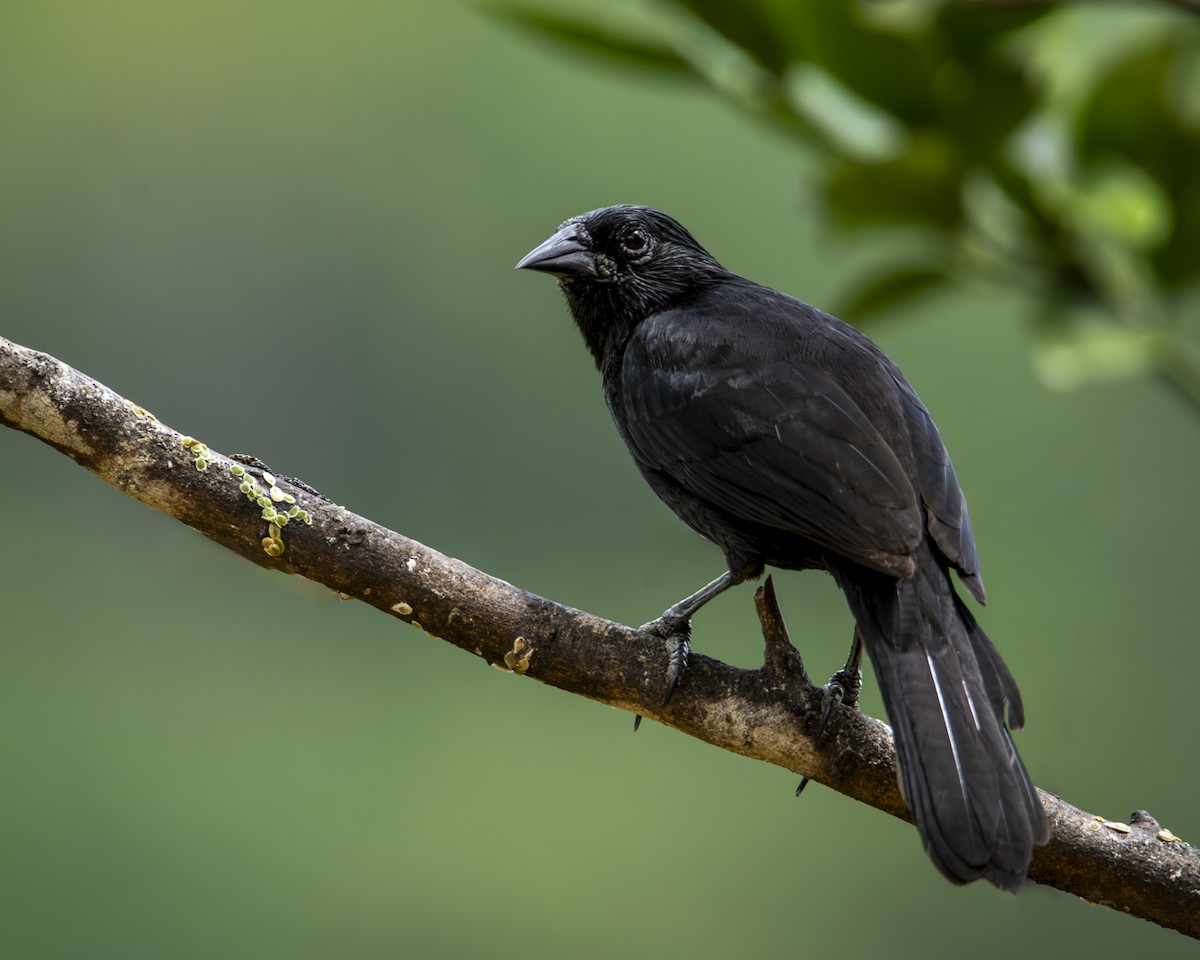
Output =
[
  {"x1": 818, "y1": 664, "x2": 862, "y2": 731},
  {"x1": 797, "y1": 638, "x2": 863, "y2": 796},
  {"x1": 632, "y1": 616, "x2": 692, "y2": 731},
  {"x1": 662, "y1": 633, "x2": 690, "y2": 707},
  {"x1": 816, "y1": 631, "x2": 863, "y2": 735}
]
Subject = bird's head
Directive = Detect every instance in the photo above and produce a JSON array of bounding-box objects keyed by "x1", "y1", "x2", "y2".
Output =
[{"x1": 517, "y1": 205, "x2": 728, "y2": 367}]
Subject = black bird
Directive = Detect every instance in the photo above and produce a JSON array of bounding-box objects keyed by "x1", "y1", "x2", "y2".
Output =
[{"x1": 516, "y1": 205, "x2": 1048, "y2": 892}]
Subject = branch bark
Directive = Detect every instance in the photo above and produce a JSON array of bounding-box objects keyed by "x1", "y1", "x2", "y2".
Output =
[{"x1": 2, "y1": 334, "x2": 1197, "y2": 938}]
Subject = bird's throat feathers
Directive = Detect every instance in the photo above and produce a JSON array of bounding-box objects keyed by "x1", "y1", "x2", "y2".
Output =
[
  {"x1": 559, "y1": 260, "x2": 725, "y2": 370},
  {"x1": 559, "y1": 277, "x2": 644, "y2": 369}
]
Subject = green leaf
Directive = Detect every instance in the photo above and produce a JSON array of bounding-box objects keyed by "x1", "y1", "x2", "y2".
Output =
[
  {"x1": 935, "y1": 1, "x2": 1052, "y2": 52},
  {"x1": 672, "y1": 0, "x2": 788, "y2": 74},
  {"x1": 772, "y1": 4, "x2": 937, "y2": 123},
  {"x1": 1033, "y1": 312, "x2": 1166, "y2": 391},
  {"x1": 1059, "y1": 161, "x2": 1172, "y2": 251},
  {"x1": 836, "y1": 266, "x2": 948, "y2": 324},
  {"x1": 785, "y1": 64, "x2": 906, "y2": 162},
  {"x1": 485, "y1": 2, "x2": 693, "y2": 76},
  {"x1": 824, "y1": 136, "x2": 964, "y2": 231},
  {"x1": 1078, "y1": 42, "x2": 1200, "y2": 290}
]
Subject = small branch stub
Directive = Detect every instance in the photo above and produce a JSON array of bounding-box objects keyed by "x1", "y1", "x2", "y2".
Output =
[{"x1": 504, "y1": 636, "x2": 534, "y2": 674}]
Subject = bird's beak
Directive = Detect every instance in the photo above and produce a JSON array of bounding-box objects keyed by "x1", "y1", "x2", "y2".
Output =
[{"x1": 515, "y1": 225, "x2": 598, "y2": 278}]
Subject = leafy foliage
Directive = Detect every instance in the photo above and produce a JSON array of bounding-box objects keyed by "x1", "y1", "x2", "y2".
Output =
[{"x1": 492, "y1": 0, "x2": 1200, "y2": 410}]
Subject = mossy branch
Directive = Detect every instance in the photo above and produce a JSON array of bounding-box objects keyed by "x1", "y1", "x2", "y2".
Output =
[{"x1": 1, "y1": 335, "x2": 1197, "y2": 939}]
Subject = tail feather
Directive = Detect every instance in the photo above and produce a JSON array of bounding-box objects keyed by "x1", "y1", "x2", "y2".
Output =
[{"x1": 833, "y1": 552, "x2": 1048, "y2": 892}]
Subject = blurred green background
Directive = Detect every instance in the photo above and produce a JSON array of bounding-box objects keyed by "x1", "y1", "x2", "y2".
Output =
[{"x1": 2, "y1": 2, "x2": 1198, "y2": 957}]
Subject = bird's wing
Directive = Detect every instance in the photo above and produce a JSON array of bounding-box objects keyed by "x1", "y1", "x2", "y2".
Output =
[
  {"x1": 619, "y1": 310, "x2": 925, "y2": 576},
  {"x1": 893, "y1": 378, "x2": 985, "y2": 602}
]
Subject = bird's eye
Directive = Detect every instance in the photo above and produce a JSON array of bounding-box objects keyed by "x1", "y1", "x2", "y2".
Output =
[{"x1": 620, "y1": 228, "x2": 650, "y2": 255}]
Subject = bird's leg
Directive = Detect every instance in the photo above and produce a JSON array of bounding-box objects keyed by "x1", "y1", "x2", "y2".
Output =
[
  {"x1": 633, "y1": 571, "x2": 735, "y2": 729},
  {"x1": 796, "y1": 629, "x2": 864, "y2": 797},
  {"x1": 656, "y1": 570, "x2": 735, "y2": 625}
]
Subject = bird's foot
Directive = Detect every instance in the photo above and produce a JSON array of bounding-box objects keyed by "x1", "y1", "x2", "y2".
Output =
[
  {"x1": 632, "y1": 616, "x2": 692, "y2": 731},
  {"x1": 817, "y1": 631, "x2": 863, "y2": 732},
  {"x1": 663, "y1": 632, "x2": 690, "y2": 707},
  {"x1": 818, "y1": 662, "x2": 862, "y2": 731},
  {"x1": 797, "y1": 635, "x2": 863, "y2": 796}
]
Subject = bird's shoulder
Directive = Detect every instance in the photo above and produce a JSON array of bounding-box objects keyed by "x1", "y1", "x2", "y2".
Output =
[
  {"x1": 621, "y1": 278, "x2": 907, "y2": 437},
  {"x1": 632, "y1": 280, "x2": 896, "y2": 385}
]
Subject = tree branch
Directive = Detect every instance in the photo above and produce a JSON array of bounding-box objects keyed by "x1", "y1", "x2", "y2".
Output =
[{"x1": 2, "y1": 334, "x2": 1197, "y2": 938}]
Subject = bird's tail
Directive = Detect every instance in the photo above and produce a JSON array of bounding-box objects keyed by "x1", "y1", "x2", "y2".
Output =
[{"x1": 831, "y1": 551, "x2": 1048, "y2": 892}]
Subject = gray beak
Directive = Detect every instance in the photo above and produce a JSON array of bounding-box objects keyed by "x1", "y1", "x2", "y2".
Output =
[{"x1": 515, "y1": 225, "x2": 598, "y2": 278}]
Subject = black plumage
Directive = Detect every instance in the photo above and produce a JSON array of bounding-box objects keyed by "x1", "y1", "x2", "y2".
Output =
[{"x1": 517, "y1": 205, "x2": 1048, "y2": 891}]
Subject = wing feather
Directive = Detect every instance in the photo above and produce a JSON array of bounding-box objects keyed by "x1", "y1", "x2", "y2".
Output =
[{"x1": 619, "y1": 310, "x2": 924, "y2": 575}]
